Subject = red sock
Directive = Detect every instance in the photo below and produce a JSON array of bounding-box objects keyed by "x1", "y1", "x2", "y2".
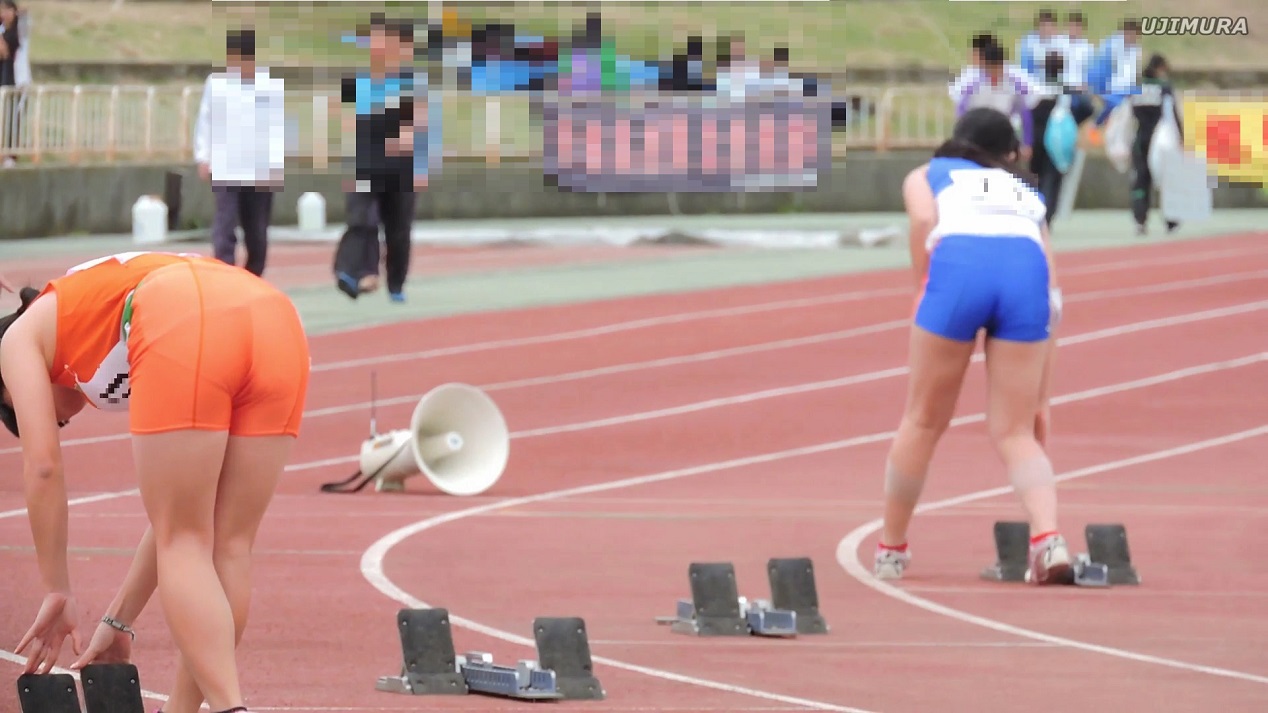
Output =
[
  {"x1": 878, "y1": 541, "x2": 908, "y2": 553},
  {"x1": 1029, "y1": 531, "x2": 1059, "y2": 545}
]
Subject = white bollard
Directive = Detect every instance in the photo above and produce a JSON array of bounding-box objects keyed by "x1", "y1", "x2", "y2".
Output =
[
  {"x1": 131, "y1": 195, "x2": 168, "y2": 245},
  {"x1": 298, "y1": 192, "x2": 327, "y2": 232}
]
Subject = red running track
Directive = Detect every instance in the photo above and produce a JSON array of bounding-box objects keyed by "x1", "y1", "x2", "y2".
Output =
[{"x1": 1, "y1": 234, "x2": 1267, "y2": 712}]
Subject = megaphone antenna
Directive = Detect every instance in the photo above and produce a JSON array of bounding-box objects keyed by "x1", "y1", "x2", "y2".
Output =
[{"x1": 369, "y1": 370, "x2": 378, "y2": 438}]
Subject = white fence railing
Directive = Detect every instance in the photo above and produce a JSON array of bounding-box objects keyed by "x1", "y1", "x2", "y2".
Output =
[{"x1": 0, "y1": 83, "x2": 997, "y2": 165}]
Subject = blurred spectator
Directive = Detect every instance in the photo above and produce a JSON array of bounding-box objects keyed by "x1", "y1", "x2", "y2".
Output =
[
  {"x1": 663, "y1": 35, "x2": 711, "y2": 92},
  {"x1": 1088, "y1": 18, "x2": 1142, "y2": 127},
  {"x1": 1129, "y1": 54, "x2": 1182, "y2": 236},
  {"x1": 957, "y1": 42, "x2": 1033, "y2": 159},
  {"x1": 949, "y1": 33, "x2": 1036, "y2": 105},
  {"x1": 332, "y1": 17, "x2": 425, "y2": 303},
  {"x1": 1029, "y1": 51, "x2": 1078, "y2": 223},
  {"x1": 0, "y1": 0, "x2": 27, "y2": 167},
  {"x1": 716, "y1": 34, "x2": 762, "y2": 99},
  {"x1": 194, "y1": 28, "x2": 286, "y2": 277},
  {"x1": 1057, "y1": 12, "x2": 1095, "y2": 125},
  {"x1": 1017, "y1": 10, "x2": 1060, "y2": 84}
]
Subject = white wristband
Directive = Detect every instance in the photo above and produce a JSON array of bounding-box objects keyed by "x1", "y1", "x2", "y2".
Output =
[{"x1": 1049, "y1": 287, "x2": 1064, "y2": 328}]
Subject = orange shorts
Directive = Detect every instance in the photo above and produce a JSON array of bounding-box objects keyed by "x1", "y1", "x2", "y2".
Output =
[{"x1": 126, "y1": 261, "x2": 311, "y2": 437}]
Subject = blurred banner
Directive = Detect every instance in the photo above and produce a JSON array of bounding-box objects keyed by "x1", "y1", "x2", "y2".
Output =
[
  {"x1": 1183, "y1": 97, "x2": 1268, "y2": 185},
  {"x1": 540, "y1": 93, "x2": 834, "y2": 193}
]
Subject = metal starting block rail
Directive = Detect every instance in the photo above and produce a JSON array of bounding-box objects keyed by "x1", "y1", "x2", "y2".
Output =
[
  {"x1": 981, "y1": 521, "x2": 1138, "y2": 587},
  {"x1": 376, "y1": 608, "x2": 605, "y2": 702},
  {"x1": 656, "y1": 559, "x2": 830, "y2": 637}
]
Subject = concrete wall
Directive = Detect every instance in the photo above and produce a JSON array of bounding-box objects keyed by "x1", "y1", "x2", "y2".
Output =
[{"x1": 3, "y1": 153, "x2": 1266, "y2": 239}]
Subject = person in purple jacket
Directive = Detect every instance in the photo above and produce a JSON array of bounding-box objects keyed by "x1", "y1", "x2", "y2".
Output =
[{"x1": 957, "y1": 43, "x2": 1034, "y2": 162}]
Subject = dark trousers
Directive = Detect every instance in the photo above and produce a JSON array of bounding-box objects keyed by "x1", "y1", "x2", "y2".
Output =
[
  {"x1": 211, "y1": 185, "x2": 274, "y2": 276},
  {"x1": 333, "y1": 189, "x2": 417, "y2": 294},
  {"x1": 1129, "y1": 132, "x2": 1176, "y2": 229}
]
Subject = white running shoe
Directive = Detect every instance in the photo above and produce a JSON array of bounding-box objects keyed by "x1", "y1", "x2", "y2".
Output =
[
  {"x1": 1027, "y1": 534, "x2": 1073, "y2": 585},
  {"x1": 874, "y1": 546, "x2": 911, "y2": 580}
]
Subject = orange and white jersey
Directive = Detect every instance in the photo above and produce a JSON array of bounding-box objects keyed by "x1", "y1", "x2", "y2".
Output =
[{"x1": 38, "y1": 251, "x2": 209, "y2": 412}]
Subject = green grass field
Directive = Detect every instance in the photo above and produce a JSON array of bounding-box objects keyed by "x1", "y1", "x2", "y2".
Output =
[{"x1": 26, "y1": 0, "x2": 1268, "y2": 71}]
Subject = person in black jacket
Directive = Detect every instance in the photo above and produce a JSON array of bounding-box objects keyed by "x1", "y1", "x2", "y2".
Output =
[
  {"x1": 332, "y1": 17, "x2": 426, "y2": 302},
  {"x1": 1130, "y1": 53, "x2": 1182, "y2": 236},
  {"x1": 1029, "y1": 51, "x2": 1081, "y2": 225}
]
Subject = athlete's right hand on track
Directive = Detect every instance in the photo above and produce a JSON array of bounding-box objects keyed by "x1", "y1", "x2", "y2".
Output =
[
  {"x1": 15, "y1": 592, "x2": 84, "y2": 674},
  {"x1": 69, "y1": 620, "x2": 133, "y2": 669}
]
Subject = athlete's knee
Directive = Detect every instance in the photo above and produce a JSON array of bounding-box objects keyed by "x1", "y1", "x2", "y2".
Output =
[{"x1": 900, "y1": 406, "x2": 953, "y2": 438}]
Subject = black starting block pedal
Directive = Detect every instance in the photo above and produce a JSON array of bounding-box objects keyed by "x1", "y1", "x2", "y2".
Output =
[
  {"x1": 1085, "y1": 523, "x2": 1140, "y2": 585},
  {"x1": 533, "y1": 617, "x2": 605, "y2": 700},
  {"x1": 982, "y1": 521, "x2": 1135, "y2": 587},
  {"x1": 655, "y1": 561, "x2": 800, "y2": 637},
  {"x1": 768, "y1": 557, "x2": 830, "y2": 635},
  {"x1": 80, "y1": 664, "x2": 145, "y2": 713},
  {"x1": 376, "y1": 608, "x2": 604, "y2": 701},
  {"x1": 16, "y1": 673, "x2": 81, "y2": 713},
  {"x1": 981, "y1": 521, "x2": 1031, "y2": 583}
]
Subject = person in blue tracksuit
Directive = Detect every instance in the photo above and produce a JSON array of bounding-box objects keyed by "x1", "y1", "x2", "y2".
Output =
[
  {"x1": 873, "y1": 107, "x2": 1071, "y2": 587},
  {"x1": 1088, "y1": 18, "x2": 1143, "y2": 127}
]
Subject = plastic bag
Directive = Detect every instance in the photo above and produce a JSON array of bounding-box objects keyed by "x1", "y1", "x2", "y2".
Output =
[
  {"x1": 1148, "y1": 95, "x2": 1182, "y2": 186},
  {"x1": 1044, "y1": 94, "x2": 1079, "y2": 174},
  {"x1": 1103, "y1": 99, "x2": 1134, "y2": 174}
]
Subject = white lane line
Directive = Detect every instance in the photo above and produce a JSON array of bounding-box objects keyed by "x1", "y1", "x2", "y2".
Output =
[
  {"x1": 834, "y1": 427, "x2": 1268, "y2": 686},
  {"x1": 358, "y1": 353, "x2": 1268, "y2": 711}
]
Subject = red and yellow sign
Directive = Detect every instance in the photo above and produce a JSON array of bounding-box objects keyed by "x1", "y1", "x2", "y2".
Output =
[{"x1": 1184, "y1": 98, "x2": 1268, "y2": 185}]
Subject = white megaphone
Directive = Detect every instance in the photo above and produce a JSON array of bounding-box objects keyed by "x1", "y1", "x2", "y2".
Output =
[{"x1": 327, "y1": 383, "x2": 510, "y2": 497}]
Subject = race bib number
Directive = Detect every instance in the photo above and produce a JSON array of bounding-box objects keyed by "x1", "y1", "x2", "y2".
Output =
[{"x1": 947, "y1": 167, "x2": 1046, "y2": 222}]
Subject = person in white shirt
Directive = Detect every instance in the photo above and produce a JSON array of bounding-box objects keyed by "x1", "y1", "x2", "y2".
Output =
[
  {"x1": 949, "y1": 33, "x2": 1037, "y2": 106},
  {"x1": 1017, "y1": 10, "x2": 1062, "y2": 85},
  {"x1": 194, "y1": 28, "x2": 286, "y2": 277},
  {"x1": 1058, "y1": 11, "x2": 1095, "y2": 125}
]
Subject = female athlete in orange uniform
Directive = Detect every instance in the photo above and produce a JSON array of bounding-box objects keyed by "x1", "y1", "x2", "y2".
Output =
[{"x1": 0, "y1": 252, "x2": 310, "y2": 713}]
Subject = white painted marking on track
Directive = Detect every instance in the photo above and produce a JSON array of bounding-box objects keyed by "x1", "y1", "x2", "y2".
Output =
[
  {"x1": 281, "y1": 304, "x2": 1268, "y2": 472},
  {"x1": 3, "y1": 261, "x2": 1263, "y2": 459},
  {"x1": 358, "y1": 352, "x2": 1268, "y2": 711},
  {"x1": 834, "y1": 426, "x2": 1268, "y2": 686}
]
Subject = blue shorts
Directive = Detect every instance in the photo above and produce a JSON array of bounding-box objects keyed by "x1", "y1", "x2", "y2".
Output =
[{"x1": 914, "y1": 235, "x2": 1052, "y2": 343}]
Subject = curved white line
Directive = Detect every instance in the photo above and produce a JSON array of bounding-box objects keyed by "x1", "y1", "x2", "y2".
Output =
[
  {"x1": 834, "y1": 427, "x2": 1268, "y2": 685},
  {"x1": 359, "y1": 353, "x2": 1268, "y2": 710}
]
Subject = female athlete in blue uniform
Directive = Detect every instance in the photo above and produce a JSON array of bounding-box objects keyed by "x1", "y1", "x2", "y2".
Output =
[{"x1": 874, "y1": 107, "x2": 1070, "y2": 585}]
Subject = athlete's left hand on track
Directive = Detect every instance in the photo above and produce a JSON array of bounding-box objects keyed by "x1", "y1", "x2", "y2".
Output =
[{"x1": 15, "y1": 592, "x2": 84, "y2": 674}]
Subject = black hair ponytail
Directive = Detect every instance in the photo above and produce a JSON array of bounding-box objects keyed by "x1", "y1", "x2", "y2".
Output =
[
  {"x1": 935, "y1": 107, "x2": 1039, "y2": 188},
  {"x1": 0, "y1": 285, "x2": 46, "y2": 437}
]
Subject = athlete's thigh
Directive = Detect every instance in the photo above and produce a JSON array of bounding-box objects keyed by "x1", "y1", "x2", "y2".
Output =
[
  {"x1": 903, "y1": 325, "x2": 976, "y2": 428},
  {"x1": 983, "y1": 337, "x2": 1048, "y2": 440},
  {"x1": 133, "y1": 431, "x2": 230, "y2": 538},
  {"x1": 213, "y1": 435, "x2": 293, "y2": 548}
]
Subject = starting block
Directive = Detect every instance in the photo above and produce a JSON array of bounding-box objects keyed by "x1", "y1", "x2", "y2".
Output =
[
  {"x1": 656, "y1": 559, "x2": 829, "y2": 637},
  {"x1": 17, "y1": 664, "x2": 145, "y2": 713},
  {"x1": 376, "y1": 608, "x2": 605, "y2": 701},
  {"x1": 980, "y1": 521, "x2": 1135, "y2": 587},
  {"x1": 16, "y1": 674, "x2": 80, "y2": 713}
]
